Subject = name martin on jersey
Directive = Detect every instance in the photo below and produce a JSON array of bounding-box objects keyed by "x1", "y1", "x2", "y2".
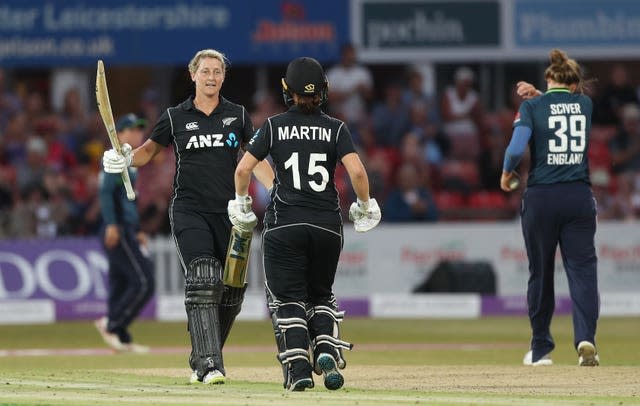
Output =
[
  {"x1": 547, "y1": 102, "x2": 584, "y2": 165},
  {"x1": 278, "y1": 125, "x2": 331, "y2": 142}
]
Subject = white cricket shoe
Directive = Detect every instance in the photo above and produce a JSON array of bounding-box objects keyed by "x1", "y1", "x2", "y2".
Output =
[
  {"x1": 577, "y1": 341, "x2": 600, "y2": 366},
  {"x1": 190, "y1": 369, "x2": 225, "y2": 384},
  {"x1": 94, "y1": 317, "x2": 126, "y2": 352},
  {"x1": 523, "y1": 350, "x2": 553, "y2": 366},
  {"x1": 202, "y1": 369, "x2": 225, "y2": 384},
  {"x1": 124, "y1": 343, "x2": 150, "y2": 354}
]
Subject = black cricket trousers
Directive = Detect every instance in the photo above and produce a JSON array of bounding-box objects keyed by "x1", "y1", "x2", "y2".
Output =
[
  {"x1": 170, "y1": 207, "x2": 232, "y2": 272},
  {"x1": 262, "y1": 223, "x2": 343, "y2": 303},
  {"x1": 103, "y1": 224, "x2": 155, "y2": 343}
]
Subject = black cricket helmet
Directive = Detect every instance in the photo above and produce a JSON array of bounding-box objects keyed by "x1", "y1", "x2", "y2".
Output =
[{"x1": 281, "y1": 57, "x2": 328, "y2": 107}]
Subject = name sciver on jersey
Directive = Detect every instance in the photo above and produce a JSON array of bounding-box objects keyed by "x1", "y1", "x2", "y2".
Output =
[
  {"x1": 548, "y1": 102, "x2": 584, "y2": 166},
  {"x1": 549, "y1": 103, "x2": 581, "y2": 115},
  {"x1": 278, "y1": 125, "x2": 331, "y2": 142}
]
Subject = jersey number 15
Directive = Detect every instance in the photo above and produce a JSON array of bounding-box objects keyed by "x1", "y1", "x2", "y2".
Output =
[
  {"x1": 284, "y1": 152, "x2": 329, "y2": 192},
  {"x1": 548, "y1": 115, "x2": 586, "y2": 153}
]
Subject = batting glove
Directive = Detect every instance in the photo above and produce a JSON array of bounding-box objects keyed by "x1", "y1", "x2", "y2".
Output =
[
  {"x1": 349, "y1": 197, "x2": 381, "y2": 232},
  {"x1": 228, "y1": 194, "x2": 258, "y2": 233},
  {"x1": 102, "y1": 143, "x2": 133, "y2": 173}
]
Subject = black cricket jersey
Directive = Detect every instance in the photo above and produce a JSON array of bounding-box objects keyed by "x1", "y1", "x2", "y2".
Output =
[
  {"x1": 151, "y1": 96, "x2": 253, "y2": 213},
  {"x1": 514, "y1": 89, "x2": 592, "y2": 186},
  {"x1": 247, "y1": 105, "x2": 356, "y2": 226}
]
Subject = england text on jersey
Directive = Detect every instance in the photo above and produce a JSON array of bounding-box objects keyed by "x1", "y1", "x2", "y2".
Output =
[
  {"x1": 278, "y1": 126, "x2": 331, "y2": 142},
  {"x1": 547, "y1": 152, "x2": 583, "y2": 165}
]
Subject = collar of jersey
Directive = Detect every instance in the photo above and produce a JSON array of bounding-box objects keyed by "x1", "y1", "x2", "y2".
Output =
[
  {"x1": 185, "y1": 95, "x2": 228, "y2": 112},
  {"x1": 288, "y1": 105, "x2": 322, "y2": 114},
  {"x1": 545, "y1": 88, "x2": 571, "y2": 94}
]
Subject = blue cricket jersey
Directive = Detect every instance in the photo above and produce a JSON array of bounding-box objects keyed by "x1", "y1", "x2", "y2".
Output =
[
  {"x1": 514, "y1": 88, "x2": 592, "y2": 186},
  {"x1": 99, "y1": 168, "x2": 139, "y2": 227}
]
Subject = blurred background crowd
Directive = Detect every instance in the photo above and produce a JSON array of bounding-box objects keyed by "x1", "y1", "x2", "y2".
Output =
[{"x1": 1, "y1": 44, "x2": 640, "y2": 239}]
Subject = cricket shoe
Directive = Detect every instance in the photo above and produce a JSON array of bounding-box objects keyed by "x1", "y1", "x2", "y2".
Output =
[
  {"x1": 94, "y1": 317, "x2": 127, "y2": 352},
  {"x1": 203, "y1": 369, "x2": 226, "y2": 384},
  {"x1": 190, "y1": 369, "x2": 225, "y2": 385},
  {"x1": 523, "y1": 350, "x2": 553, "y2": 366},
  {"x1": 287, "y1": 360, "x2": 314, "y2": 392},
  {"x1": 124, "y1": 343, "x2": 150, "y2": 354},
  {"x1": 577, "y1": 341, "x2": 600, "y2": 366},
  {"x1": 288, "y1": 377, "x2": 314, "y2": 392},
  {"x1": 317, "y1": 353, "x2": 344, "y2": 390}
]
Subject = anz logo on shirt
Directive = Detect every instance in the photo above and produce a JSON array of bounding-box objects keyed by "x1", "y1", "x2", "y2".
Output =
[{"x1": 186, "y1": 132, "x2": 239, "y2": 149}]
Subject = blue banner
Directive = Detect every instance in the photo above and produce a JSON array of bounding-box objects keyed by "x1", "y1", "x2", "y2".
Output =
[
  {"x1": 514, "y1": 0, "x2": 640, "y2": 47},
  {"x1": 0, "y1": 0, "x2": 348, "y2": 67}
]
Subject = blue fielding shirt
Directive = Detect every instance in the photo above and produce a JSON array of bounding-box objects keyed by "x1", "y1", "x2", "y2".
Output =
[
  {"x1": 506, "y1": 88, "x2": 592, "y2": 186},
  {"x1": 99, "y1": 168, "x2": 139, "y2": 227}
]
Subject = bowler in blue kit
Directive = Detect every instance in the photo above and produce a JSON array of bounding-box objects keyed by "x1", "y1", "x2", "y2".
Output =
[
  {"x1": 96, "y1": 114, "x2": 154, "y2": 353},
  {"x1": 502, "y1": 49, "x2": 600, "y2": 367}
]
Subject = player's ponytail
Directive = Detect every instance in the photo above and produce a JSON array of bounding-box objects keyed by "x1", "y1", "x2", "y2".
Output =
[
  {"x1": 548, "y1": 49, "x2": 568, "y2": 67},
  {"x1": 544, "y1": 48, "x2": 588, "y2": 93}
]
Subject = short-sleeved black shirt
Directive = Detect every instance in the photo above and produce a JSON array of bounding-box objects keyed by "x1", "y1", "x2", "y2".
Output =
[
  {"x1": 247, "y1": 105, "x2": 356, "y2": 225},
  {"x1": 151, "y1": 96, "x2": 253, "y2": 213}
]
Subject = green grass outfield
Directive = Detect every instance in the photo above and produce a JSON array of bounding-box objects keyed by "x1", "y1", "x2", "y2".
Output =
[{"x1": 0, "y1": 317, "x2": 638, "y2": 405}]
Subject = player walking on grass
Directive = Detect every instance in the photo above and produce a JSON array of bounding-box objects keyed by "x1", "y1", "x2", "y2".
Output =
[
  {"x1": 102, "y1": 49, "x2": 274, "y2": 384},
  {"x1": 503, "y1": 49, "x2": 600, "y2": 367},
  {"x1": 96, "y1": 113, "x2": 154, "y2": 353},
  {"x1": 228, "y1": 57, "x2": 381, "y2": 391}
]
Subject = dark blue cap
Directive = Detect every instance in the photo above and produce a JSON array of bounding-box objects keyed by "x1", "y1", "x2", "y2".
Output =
[{"x1": 116, "y1": 113, "x2": 146, "y2": 132}]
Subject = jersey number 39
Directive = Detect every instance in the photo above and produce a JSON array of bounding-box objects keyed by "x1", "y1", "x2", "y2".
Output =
[
  {"x1": 548, "y1": 115, "x2": 586, "y2": 153},
  {"x1": 284, "y1": 152, "x2": 329, "y2": 192}
]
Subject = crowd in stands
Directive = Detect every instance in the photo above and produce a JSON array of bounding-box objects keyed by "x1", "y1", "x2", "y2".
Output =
[{"x1": 1, "y1": 49, "x2": 640, "y2": 239}]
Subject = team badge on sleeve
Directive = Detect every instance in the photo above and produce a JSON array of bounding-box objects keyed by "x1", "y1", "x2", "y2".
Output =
[
  {"x1": 249, "y1": 128, "x2": 261, "y2": 145},
  {"x1": 513, "y1": 111, "x2": 521, "y2": 125}
]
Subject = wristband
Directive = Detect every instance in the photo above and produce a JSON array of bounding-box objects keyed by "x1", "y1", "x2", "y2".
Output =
[{"x1": 357, "y1": 197, "x2": 370, "y2": 210}]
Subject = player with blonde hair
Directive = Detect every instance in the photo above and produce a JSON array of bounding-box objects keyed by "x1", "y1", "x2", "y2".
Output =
[{"x1": 102, "y1": 49, "x2": 274, "y2": 384}]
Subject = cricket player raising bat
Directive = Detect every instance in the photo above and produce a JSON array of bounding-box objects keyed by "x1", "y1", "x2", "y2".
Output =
[{"x1": 102, "y1": 49, "x2": 274, "y2": 384}]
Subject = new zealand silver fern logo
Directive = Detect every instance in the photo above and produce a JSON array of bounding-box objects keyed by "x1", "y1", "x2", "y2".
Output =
[
  {"x1": 226, "y1": 132, "x2": 238, "y2": 147},
  {"x1": 222, "y1": 117, "x2": 237, "y2": 127}
]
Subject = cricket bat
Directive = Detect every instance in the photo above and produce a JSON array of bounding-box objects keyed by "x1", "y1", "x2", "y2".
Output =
[
  {"x1": 223, "y1": 226, "x2": 253, "y2": 288},
  {"x1": 96, "y1": 60, "x2": 135, "y2": 201}
]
